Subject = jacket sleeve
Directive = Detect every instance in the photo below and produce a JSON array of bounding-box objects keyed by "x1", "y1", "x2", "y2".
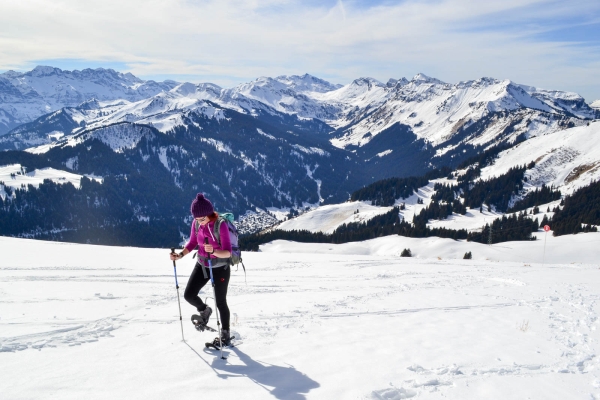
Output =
[{"x1": 184, "y1": 222, "x2": 199, "y2": 253}]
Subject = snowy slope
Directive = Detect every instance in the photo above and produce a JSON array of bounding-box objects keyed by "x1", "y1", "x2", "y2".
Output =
[
  {"x1": 478, "y1": 120, "x2": 600, "y2": 195},
  {"x1": 273, "y1": 179, "x2": 505, "y2": 235},
  {"x1": 261, "y1": 230, "x2": 600, "y2": 264},
  {"x1": 328, "y1": 75, "x2": 594, "y2": 149},
  {"x1": 274, "y1": 117, "x2": 600, "y2": 236},
  {"x1": 0, "y1": 163, "x2": 102, "y2": 200},
  {"x1": 220, "y1": 74, "x2": 342, "y2": 120},
  {"x1": 0, "y1": 66, "x2": 177, "y2": 135},
  {"x1": 96, "y1": 74, "x2": 596, "y2": 155},
  {"x1": 4, "y1": 68, "x2": 597, "y2": 156},
  {"x1": 1, "y1": 236, "x2": 599, "y2": 399},
  {"x1": 276, "y1": 201, "x2": 396, "y2": 234},
  {"x1": 23, "y1": 122, "x2": 158, "y2": 155}
]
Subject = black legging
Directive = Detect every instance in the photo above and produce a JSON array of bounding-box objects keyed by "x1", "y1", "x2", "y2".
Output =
[{"x1": 184, "y1": 263, "x2": 231, "y2": 331}]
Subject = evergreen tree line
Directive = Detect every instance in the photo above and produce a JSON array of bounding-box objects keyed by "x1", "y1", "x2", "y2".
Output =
[
  {"x1": 349, "y1": 167, "x2": 451, "y2": 206},
  {"x1": 240, "y1": 207, "x2": 469, "y2": 251},
  {"x1": 0, "y1": 177, "x2": 187, "y2": 247},
  {"x1": 240, "y1": 178, "x2": 600, "y2": 251},
  {"x1": 433, "y1": 163, "x2": 534, "y2": 213},
  {"x1": 467, "y1": 212, "x2": 540, "y2": 244},
  {"x1": 412, "y1": 199, "x2": 467, "y2": 226},
  {"x1": 433, "y1": 165, "x2": 528, "y2": 213},
  {"x1": 456, "y1": 140, "x2": 518, "y2": 170},
  {"x1": 431, "y1": 182, "x2": 458, "y2": 203},
  {"x1": 460, "y1": 165, "x2": 528, "y2": 212},
  {"x1": 551, "y1": 180, "x2": 600, "y2": 236},
  {"x1": 507, "y1": 184, "x2": 562, "y2": 213}
]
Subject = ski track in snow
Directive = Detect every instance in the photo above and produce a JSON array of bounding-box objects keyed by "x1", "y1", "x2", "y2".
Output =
[
  {"x1": 0, "y1": 237, "x2": 599, "y2": 399},
  {"x1": 0, "y1": 316, "x2": 122, "y2": 352}
]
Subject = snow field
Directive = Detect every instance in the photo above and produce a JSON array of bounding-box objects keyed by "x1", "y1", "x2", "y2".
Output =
[
  {"x1": 261, "y1": 231, "x2": 600, "y2": 265},
  {"x1": 1, "y1": 235, "x2": 599, "y2": 399},
  {"x1": 276, "y1": 201, "x2": 395, "y2": 234},
  {"x1": 479, "y1": 120, "x2": 600, "y2": 195},
  {"x1": 275, "y1": 177, "x2": 555, "y2": 237},
  {"x1": 0, "y1": 164, "x2": 103, "y2": 200}
]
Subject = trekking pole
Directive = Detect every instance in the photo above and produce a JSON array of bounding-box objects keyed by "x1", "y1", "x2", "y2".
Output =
[
  {"x1": 171, "y1": 248, "x2": 185, "y2": 342},
  {"x1": 205, "y1": 238, "x2": 225, "y2": 360}
]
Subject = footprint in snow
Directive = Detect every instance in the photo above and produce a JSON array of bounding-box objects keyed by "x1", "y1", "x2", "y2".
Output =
[{"x1": 371, "y1": 386, "x2": 417, "y2": 399}]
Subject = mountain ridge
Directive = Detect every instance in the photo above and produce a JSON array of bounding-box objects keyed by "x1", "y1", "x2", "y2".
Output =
[{"x1": 0, "y1": 66, "x2": 599, "y2": 245}]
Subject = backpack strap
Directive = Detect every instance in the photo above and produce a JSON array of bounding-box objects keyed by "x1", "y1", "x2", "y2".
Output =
[
  {"x1": 212, "y1": 217, "x2": 223, "y2": 247},
  {"x1": 195, "y1": 215, "x2": 240, "y2": 277}
]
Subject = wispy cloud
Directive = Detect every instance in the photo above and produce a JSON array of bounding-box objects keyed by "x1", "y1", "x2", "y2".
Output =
[{"x1": 1, "y1": 0, "x2": 599, "y2": 100}]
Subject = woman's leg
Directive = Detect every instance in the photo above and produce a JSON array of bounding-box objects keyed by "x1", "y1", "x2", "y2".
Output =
[
  {"x1": 183, "y1": 263, "x2": 210, "y2": 312},
  {"x1": 212, "y1": 266, "x2": 231, "y2": 330}
]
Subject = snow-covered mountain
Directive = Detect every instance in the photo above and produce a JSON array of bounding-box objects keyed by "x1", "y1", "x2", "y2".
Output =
[
  {"x1": 0, "y1": 66, "x2": 177, "y2": 135},
  {"x1": 271, "y1": 120, "x2": 600, "y2": 239},
  {"x1": 2, "y1": 67, "x2": 597, "y2": 156},
  {"x1": 478, "y1": 121, "x2": 600, "y2": 195},
  {"x1": 325, "y1": 75, "x2": 596, "y2": 150},
  {"x1": 1, "y1": 66, "x2": 599, "y2": 244}
]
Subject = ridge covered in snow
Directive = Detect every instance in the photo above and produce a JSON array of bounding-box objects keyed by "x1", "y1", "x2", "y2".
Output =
[
  {"x1": 1, "y1": 66, "x2": 599, "y2": 240},
  {"x1": 0, "y1": 66, "x2": 177, "y2": 135},
  {"x1": 0, "y1": 163, "x2": 102, "y2": 200},
  {"x1": 273, "y1": 120, "x2": 600, "y2": 235},
  {"x1": 328, "y1": 76, "x2": 595, "y2": 150},
  {"x1": 2, "y1": 66, "x2": 597, "y2": 156}
]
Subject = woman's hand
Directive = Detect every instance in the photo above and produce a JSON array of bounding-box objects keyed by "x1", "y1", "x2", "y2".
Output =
[
  {"x1": 170, "y1": 250, "x2": 185, "y2": 261},
  {"x1": 203, "y1": 243, "x2": 214, "y2": 254}
]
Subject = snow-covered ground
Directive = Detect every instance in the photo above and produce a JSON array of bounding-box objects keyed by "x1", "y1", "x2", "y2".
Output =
[
  {"x1": 0, "y1": 163, "x2": 103, "y2": 200},
  {"x1": 276, "y1": 118, "x2": 600, "y2": 235},
  {"x1": 479, "y1": 120, "x2": 600, "y2": 195},
  {"x1": 277, "y1": 201, "x2": 395, "y2": 234},
  {"x1": 274, "y1": 177, "x2": 548, "y2": 235},
  {"x1": 1, "y1": 234, "x2": 599, "y2": 399}
]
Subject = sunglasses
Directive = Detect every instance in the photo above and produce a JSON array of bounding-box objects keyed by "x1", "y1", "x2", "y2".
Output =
[{"x1": 195, "y1": 216, "x2": 208, "y2": 222}]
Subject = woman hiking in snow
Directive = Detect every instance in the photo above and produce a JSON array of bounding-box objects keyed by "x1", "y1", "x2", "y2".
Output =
[{"x1": 170, "y1": 193, "x2": 232, "y2": 346}]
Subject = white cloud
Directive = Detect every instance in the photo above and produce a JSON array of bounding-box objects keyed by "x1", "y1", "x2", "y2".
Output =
[{"x1": 1, "y1": 0, "x2": 600, "y2": 100}]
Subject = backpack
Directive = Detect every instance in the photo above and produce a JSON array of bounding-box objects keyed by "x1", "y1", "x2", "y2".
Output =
[{"x1": 194, "y1": 212, "x2": 246, "y2": 281}]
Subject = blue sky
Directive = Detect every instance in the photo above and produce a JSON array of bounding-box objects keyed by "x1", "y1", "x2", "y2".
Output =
[{"x1": 1, "y1": 0, "x2": 600, "y2": 101}]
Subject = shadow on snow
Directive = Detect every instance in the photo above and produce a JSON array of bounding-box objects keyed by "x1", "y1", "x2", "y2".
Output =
[{"x1": 186, "y1": 342, "x2": 320, "y2": 399}]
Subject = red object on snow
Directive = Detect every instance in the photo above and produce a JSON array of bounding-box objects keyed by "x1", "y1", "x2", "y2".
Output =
[{"x1": 544, "y1": 225, "x2": 551, "y2": 232}]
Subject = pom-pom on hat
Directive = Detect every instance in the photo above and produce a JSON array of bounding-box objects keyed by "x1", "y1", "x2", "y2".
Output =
[{"x1": 191, "y1": 193, "x2": 214, "y2": 218}]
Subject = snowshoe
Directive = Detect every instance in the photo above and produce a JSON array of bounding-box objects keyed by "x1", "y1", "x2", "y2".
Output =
[
  {"x1": 205, "y1": 330, "x2": 235, "y2": 350},
  {"x1": 191, "y1": 314, "x2": 217, "y2": 332}
]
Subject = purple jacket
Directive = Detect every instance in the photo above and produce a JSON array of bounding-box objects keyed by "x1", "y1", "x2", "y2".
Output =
[{"x1": 185, "y1": 219, "x2": 232, "y2": 266}]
